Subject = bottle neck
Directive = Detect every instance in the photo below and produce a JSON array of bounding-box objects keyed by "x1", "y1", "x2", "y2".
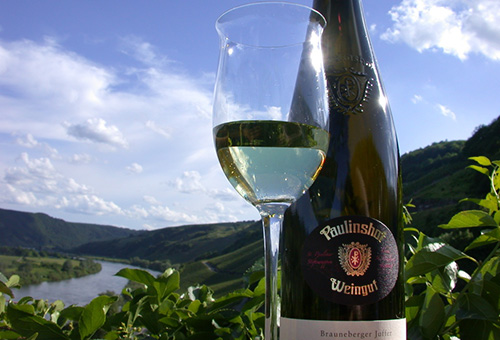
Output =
[{"x1": 314, "y1": 0, "x2": 374, "y2": 72}]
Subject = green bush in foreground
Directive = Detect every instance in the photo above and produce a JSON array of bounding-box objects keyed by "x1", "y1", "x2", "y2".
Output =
[{"x1": 0, "y1": 156, "x2": 499, "y2": 340}]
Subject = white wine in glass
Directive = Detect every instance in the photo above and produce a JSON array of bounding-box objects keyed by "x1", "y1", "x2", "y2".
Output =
[
  {"x1": 214, "y1": 120, "x2": 329, "y2": 205},
  {"x1": 213, "y1": 3, "x2": 328, "y2": 339}
]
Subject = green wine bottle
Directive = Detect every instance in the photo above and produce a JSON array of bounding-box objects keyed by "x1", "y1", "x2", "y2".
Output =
[{"x1": 281, "y1": 0, "x2": 406, "y2": 339}]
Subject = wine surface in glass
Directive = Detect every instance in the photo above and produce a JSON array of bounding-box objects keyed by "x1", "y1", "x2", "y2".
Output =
[{"x1": 214, "y1": 120, "x2": 329, "y2": 206}]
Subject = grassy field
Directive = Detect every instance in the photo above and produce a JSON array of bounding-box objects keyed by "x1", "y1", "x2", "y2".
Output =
[{"x1": 0, "y1": 254, "x2": 80, "y2": 266}]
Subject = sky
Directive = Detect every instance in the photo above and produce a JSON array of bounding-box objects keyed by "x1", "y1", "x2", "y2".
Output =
[{"x1": 0, "y1": 0, "x2": 499, "y2": 231}]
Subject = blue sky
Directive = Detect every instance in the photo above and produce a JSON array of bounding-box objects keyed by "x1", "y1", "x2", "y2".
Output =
[{"x1": 1, "y1": 0, "x2": 499, "y2": 230}]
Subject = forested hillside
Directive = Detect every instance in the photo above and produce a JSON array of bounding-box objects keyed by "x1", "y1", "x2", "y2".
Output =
[
  {"x1": 402, "y1": 115, "x2": 500, "y2": 237},
  {"x1": 0, "y1": 208, "x2": 141, "y2": 250},
  {"x1": 71, "y1": 220, "x2": 261, "y2": 265}
]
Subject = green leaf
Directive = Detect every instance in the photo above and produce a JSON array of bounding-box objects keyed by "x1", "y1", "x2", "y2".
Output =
[
  {"x1": 0, "y1": 295, "x2": 5, "y2": 314},
  {"x1": 184, "y1": 332, "x2": 219, "y2": 340},
  {"x1": 0, "y1": 330, "x2": 23, "y2": 339},
  {"x1": 439, "y1": 210, "x2": 498, "y2": 229},
  {"x1": 405, "y1": 238, "x2": 472, "y2": 278},
  {"x1": 0, "y1": 271, "x2": 8, "y2": 284},
  {"x1": 253, "y1": 276, "x2": 266, "y2": 297},
  {"x1": 468, "y1": 257, "x2": 500, "y2": 296},
  {"x1": 426, "y1": 261, "x2": 458, "y2": 294},
  {"x1": 469, "y1": 156, "x2": 492, "y2": 167},
  {"x1": 493, "y1": 168, "x2": 500, "y2": 191},
  {"x1": 79, "y1": 295, "x2": 117, "y2": 340},
  {"x1": 6, "y1": 274, "x2": 20, "y2": 288},
  {"x1": 10, "y1": 302, "x2": 35, "y2": 314},
  {"x1": 188, "y1": 299, "x2": 202, "y2": 313},
  {"x1": 0, "y1": 281, "x2": 14, "y2": 298},
  {"x1": 18, "y1": 296, "x2": 34, "y2": 304},
  {"x1": 467, "y1": 164, "x2": 490, "y2": 176},
  {"x1": 482, "y1": 279, "x2": 500, "y2": 311},
  {"x1": 456, "y1": 293, "x2": 498, "y2": 321},
  {"x1": 405, "y1": 295, "x2": 424, "y2": 325},
  {"x1": 0, "y1": 274, "x2": 20, "y2": 298},
  {"x1": 208, "y1": 289, "x2": 253, "y2": 313},
  {"x1": 419, "y1": 286, "x2": 445, "y2": 339},
  {"x1": 138, "y1": 304, "x2": 164, "y2": 335},
  {"x1": 6, "y1": 304, "x2": 69, "y2": 340},
  {"x1": 155, "y1": 269, "x2": 180, "y2": 300},
  {"x1": 59, "y1": 305, "x2": 84, "y2": 322},
  {"x1": 188, "y1": 285, "x2": 214, "y2": 304},
  {"x1": 158, "y1": 297, "x2": 175, "y2": 315},
  {"x1": 466, "y1": 227, "x2": 500, "y2": 251},
  {"x1": 482, "y1": 256, "x2": 500, "y2": 276},
  {"x1": 459, "y1": 320, "x2": 500, "y2": 340},
  {"x1": 460, "y1": 196, "x2": 498, "y2": 212},
  {"x1": 159, "y1": 316, "x2": 181, "y2": 328},
  {"x1": 115, "y1": 268, "x2": 156, "y2": 287}
]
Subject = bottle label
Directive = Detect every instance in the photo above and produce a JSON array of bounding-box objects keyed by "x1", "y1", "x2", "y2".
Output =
[
  {"x1": 301, "y1": 216, "x2": 399, "y2": 305},
  {"x1": 280, "y1": 317, "x2": 406, "y2": 340}
]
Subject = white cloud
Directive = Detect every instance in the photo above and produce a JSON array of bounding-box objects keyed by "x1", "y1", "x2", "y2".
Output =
[
  {"x1": 15, "y1": 133, "x2": 39, "y2": 148},
  {"x1": 70, "y1": 153, "x2": 93, "y2": 164},
  {"x1": 148, "y1": 205, "x2": 200, "y2": 224},
  {"x1": 119, "y1": 35, "x2": 171, "y2": 67},
  {"x1": 126, "y1": 162, "x2": 143, "y2": 174},
  {"x1": 145, "y1": 120, "x2": 171, "y2": 138},
  {"x1": 5, "y1": 185, "x2": 37, "y2": 205},
  {"x1": 5, "y1": 153, "x2": 58, "y2": 187},
  {"x1": 126, "y1": 205, "x2": 149, "y2": 219},
  {"x1": 14, "y1": 133, "x2": 59, "y2": 158},
  {"x1": 172, "y1": 170, "x2": 206, "y2": 194},
  {"x1": 60, "y1": 194, "x2": 123, "y2": 216},
  {"x1": 268, "y1": 106, "x2": 283, "y2": 120},
  {"x1": 437, "y1": 104, "x2": 457, "y2": 120},
  {"x1": 208, "y1": 187, "x2": 240, "y2": 201},
  {"x1": 143, "y1": 195, "x2": 161, "y2": 205},
  {"x1": 1, "y1": 152, "x2": 122, "y2": 216},
  {"x1": 0, "y1": 35, "x2": 250, "y2": 228},
  {"x1": 65, "y1": 118, "x2": 129, "y2": 148},
  {"x1": 0, "y1": 37, "x2": 112, "y2": 108},
  {"x1": 411, "y1": 94, "x2": 423, "y2": 104},
  {"x1": 142, "y1": 224, "x2": 155, "y2": 231},
  {"x1": 382, "y1": 0, "x2": 500, "y2": 60},
  {"x1": 408, "y1": 94, "x2": 457, "y2": 120}
]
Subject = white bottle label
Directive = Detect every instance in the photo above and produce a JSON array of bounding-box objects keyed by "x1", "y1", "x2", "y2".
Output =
[{"x1": 280, "y1": 317, "x2": 406, "y2": 340}]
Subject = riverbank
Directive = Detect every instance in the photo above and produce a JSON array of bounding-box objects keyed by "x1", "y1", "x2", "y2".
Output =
[
  {"x1": 14, "y1": 261, "x2": 160, "y2": 306},
  {"x1": 0, "y1": 248, "x2": 102, "y2": 286}
]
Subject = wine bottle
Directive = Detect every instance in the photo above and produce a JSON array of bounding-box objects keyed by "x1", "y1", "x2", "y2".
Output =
[{"x1": 280, "y1": 0, "x2": 406, "y2": 339}]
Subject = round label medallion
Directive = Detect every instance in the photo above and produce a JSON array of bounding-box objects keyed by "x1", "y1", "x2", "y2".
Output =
[{"x1": 301, "y1": 216, "x2": 399, "y2": 305}]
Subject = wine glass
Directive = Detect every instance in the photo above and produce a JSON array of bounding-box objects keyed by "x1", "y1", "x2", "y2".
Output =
[{"x1": 213, "y1": 3, "x2": 327, "y2": 339}]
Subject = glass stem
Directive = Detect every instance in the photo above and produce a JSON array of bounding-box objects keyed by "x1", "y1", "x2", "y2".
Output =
[{"x1": 257, "y1": 203, "x2": 289, "y2": 340}]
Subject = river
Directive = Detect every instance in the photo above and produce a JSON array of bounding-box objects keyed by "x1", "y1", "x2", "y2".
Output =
[{"x1": 14, "y1": 261, "x2": 161, "y2": 306}]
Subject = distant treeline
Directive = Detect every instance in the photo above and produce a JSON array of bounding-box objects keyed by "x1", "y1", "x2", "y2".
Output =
[
  {"x1": 0, "y1": 246, "x2": 102, "y2": 286},
  {"x1": 128, "y1": 256, "x2": 172, "y2": 273}
]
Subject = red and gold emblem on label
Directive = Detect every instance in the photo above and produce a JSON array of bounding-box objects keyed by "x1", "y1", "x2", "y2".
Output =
[{"x1": 339, "y1": 242, "x2": 371, "y2": 276}]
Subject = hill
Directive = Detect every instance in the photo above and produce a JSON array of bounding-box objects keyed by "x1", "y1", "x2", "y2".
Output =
[
  {"x1": 0, "y1": 208, "x2": 142, "y2": 250},
  {"x1": 71, "y1": 220, "x2": 262, "y2": 265},
  {"x1": 0, "y1": 207, "x2": 262, "y2": 294},
  {"x1": 402, "y1": 115, "x2": 500, "y2": 236}
]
